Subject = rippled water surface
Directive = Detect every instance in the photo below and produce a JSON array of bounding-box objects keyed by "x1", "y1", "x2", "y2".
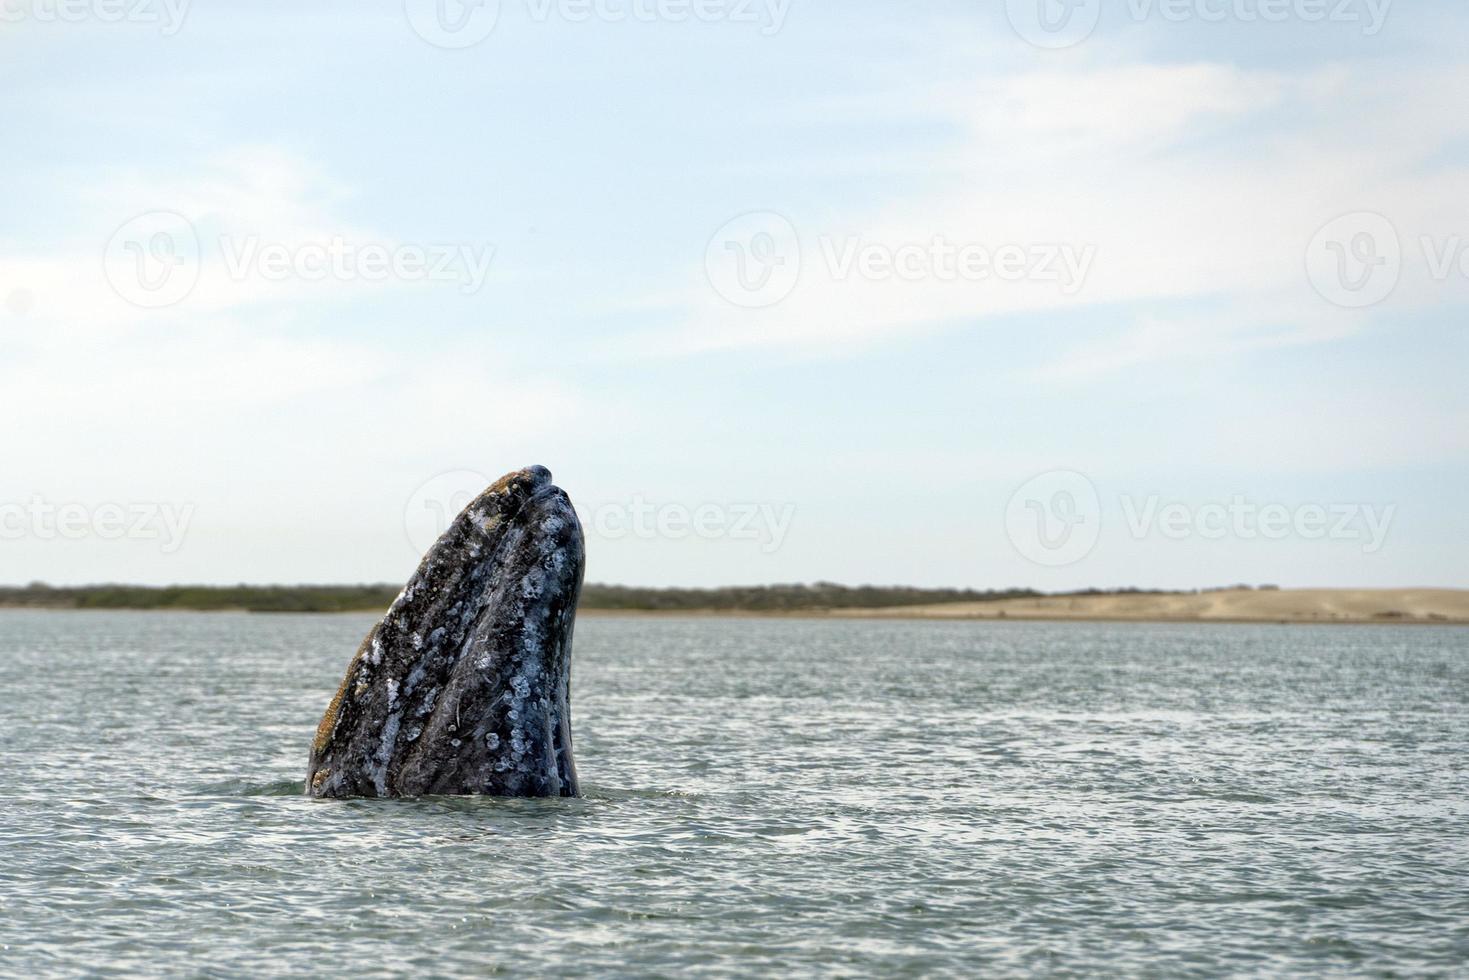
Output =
[{"x1": 2, "y1": 611, "x2": 1467, "y2": 976}]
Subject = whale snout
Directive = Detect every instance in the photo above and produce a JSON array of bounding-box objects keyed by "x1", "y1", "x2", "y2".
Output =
[{"x1": 493, "y1": 464, "x2": 553, "y2": 499}]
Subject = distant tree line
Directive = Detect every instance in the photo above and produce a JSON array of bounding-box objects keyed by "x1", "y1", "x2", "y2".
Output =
[
  {"x1": 0, "y1": 581, "x2": 1202, "y2": 614},
  {"x1": 581, "y1": 582, "x2": 1051, "y2": 611},
  {"x1": 0, "y1": 583, "x2": 400, "y2": 613}
]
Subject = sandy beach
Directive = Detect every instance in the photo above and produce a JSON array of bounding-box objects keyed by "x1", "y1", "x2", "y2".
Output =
[{"x1": 817, "y1": 588, "x2": 1469, "y2": 625}]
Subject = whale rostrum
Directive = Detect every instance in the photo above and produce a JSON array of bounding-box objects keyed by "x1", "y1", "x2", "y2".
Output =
[{"x1": 306, "y1": 466, "x2": 585, "y2": 799}]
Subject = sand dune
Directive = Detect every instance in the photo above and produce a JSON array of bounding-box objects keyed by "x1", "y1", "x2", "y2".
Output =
[{"x1": 828, "y1": 589, "x2": 1469, "y2": 624}]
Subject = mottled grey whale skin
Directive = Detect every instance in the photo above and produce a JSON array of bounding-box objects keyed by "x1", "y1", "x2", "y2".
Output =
[{"x1": 307, "y1": 465, "x2": 584, "y2": 799}]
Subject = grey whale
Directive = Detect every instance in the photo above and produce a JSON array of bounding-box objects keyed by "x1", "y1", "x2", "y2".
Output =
[{"x1": 307, "y1": 465, "x2": 584, "y2": 798}]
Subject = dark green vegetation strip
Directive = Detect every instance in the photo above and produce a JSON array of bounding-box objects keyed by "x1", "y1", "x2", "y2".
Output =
[
  {"x1": 0, "y1": 582, "x2": 1198, "y2": 614},
  {"x1": 0, "y1": 584, "x2": 401, "y2": 613}
]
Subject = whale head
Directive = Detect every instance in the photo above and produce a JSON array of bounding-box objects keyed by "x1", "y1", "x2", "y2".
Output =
[{"x1": 307, "y1": 465, "x2": 585, "y2": 798}]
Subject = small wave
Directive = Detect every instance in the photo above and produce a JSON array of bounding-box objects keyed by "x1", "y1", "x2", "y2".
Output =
[
  {"x1": 194, "y1": 778, "x2": 693, "y2": 805},
  {"x1": 583, "y1": 785, "x2": 701, "y2": 803},
  {"x1": 193, "y1": 778, "x2": 304, "y2": 798}
]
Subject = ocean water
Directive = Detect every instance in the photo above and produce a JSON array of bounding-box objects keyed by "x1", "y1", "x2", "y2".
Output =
[{"x1": 1, "y1": 611, "x2": 1466, "y2": 977}]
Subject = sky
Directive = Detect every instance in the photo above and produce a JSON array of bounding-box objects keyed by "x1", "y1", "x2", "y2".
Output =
[{"x1": 1, "y1": 0, "x2": 1466, "y2": 591}]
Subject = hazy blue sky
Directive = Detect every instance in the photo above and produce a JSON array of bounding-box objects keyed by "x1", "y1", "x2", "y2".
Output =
[{"x1": 1, "y1": 0, "x2": 1465, "y2": 589}]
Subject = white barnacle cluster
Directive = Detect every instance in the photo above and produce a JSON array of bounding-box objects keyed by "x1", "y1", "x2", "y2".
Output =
[
  {"x1": 495, "y1": 601, "x2": 554, "y2": 775},
  {"x1": 520, "y1": 562, "x2": 548, "y2": 602},
  {"x1": 519, "y1": 607, "x2": 546, "y2": 660},
  {"x1": 371, "y1": 709, "x2": 402, "y2": 797},
  {"x1": 400, "y1": 658, "x2": 438, "y2": 730},
  {"x1": 352, "y1": 634, "x2": 386, "y2": 699},
  {"x1": 496, "y1": 696, "x2": 531, "y2": 774},
  {"x1": 493, "y1": 713, "x2": 517, "y2": 773},
  {"x1": 465, "y1": 505, "x2": 504, "y2": 558}
]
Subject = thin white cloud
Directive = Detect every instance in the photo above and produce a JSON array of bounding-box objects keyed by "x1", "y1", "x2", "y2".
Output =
[
  {"x1": 1030, "y1": 301, "x2": 1365, "y2": 382},
  {"x1": 0, "y1": 145, "x2": 587, "y2": 472},
  {"x1": 639, "y1": 59, "x2": 1469, "y2": 372}
]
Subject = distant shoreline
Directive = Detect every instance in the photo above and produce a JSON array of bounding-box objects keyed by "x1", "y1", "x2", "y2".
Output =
[
  {"x1": 0, "y1": 582, "x2": 1142, "y2": 615},
  {"x1": 808, "y1": 588, "x2": 1469, "y2": 626},
  {"x1": 1, "y1": 585, "x2": 1464, "y2": 626},
  {"x1": 0, "y1": 607, "x2": 1462, "y2": 626}
]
